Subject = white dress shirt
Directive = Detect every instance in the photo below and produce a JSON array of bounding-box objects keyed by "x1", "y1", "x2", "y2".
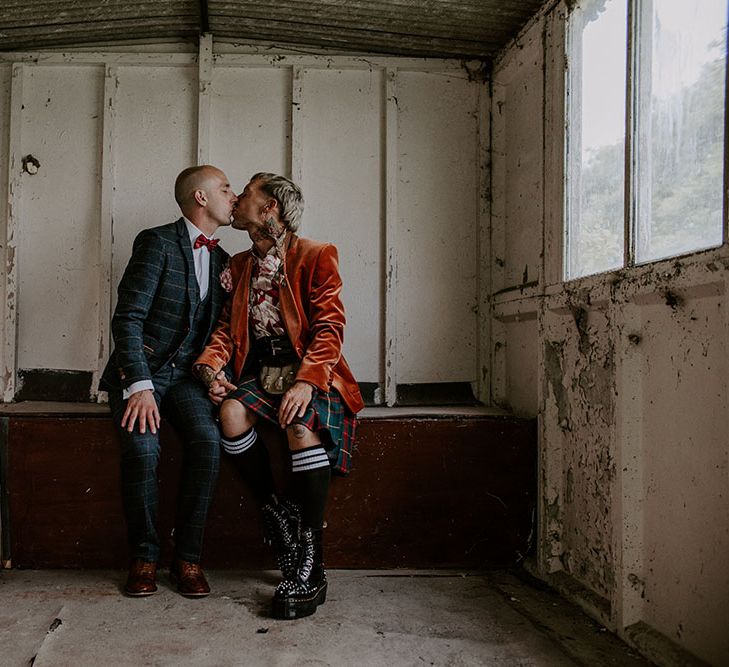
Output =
[{"x1": 183, "y1": 216, "x2": 212, "y2": 301}]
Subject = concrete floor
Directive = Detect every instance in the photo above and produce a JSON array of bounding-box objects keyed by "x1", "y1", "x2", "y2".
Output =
[{"x1": 0, "y1": 569, "x2": 649, "y2": 667}]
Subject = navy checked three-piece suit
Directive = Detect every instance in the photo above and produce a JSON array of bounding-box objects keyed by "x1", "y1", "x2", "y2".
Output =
[{"x1": 101, "y1": 217, "x2": 229, "y2": 563}]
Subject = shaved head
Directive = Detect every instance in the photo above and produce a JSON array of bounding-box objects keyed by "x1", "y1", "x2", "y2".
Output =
[
  {"x1": 174, "y1": 165, "x2": 224, "y2": 212},
  {"x1": 173, "y1": 164, "x2": 236, "y2": 234}
]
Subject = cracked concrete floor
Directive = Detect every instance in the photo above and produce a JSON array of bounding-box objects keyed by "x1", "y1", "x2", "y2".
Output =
[{"x1": 0, "y1": 570, "x2": 649, "y2": 666}]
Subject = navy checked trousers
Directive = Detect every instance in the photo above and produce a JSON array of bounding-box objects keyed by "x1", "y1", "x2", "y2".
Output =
[{"x1": 109, "y1": 370, "x2": 220, "y2": 563}]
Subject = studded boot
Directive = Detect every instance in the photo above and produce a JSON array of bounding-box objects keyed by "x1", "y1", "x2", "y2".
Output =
[
  {"x1": 272, "y1": 527, "x2": 327, "y2": 620},
  {"x1": 260, "y1": 498, "x2": 301, "y2": 579}
]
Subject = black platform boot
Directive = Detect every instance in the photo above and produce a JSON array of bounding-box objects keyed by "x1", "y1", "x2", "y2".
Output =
[
  {"x1": 272, "y1": 528, "x2": 327, "y2": 619},
  {"x1": 261, "y1": 499, "x2": 301, "y2": 580}
]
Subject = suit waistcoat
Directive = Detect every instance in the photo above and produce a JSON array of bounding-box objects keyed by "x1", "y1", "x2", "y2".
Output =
[{"x1": 173, "y1": 287, "x2": 212, "y2": 371}]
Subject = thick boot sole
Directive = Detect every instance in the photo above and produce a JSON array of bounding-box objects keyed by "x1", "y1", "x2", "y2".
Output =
[{"x1": 272, "y1": 581, "x2": 327, "y2": 620}]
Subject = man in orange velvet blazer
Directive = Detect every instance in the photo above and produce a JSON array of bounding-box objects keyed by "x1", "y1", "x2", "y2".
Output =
[{"x1": 194, "y1": 172, "x2": 363, "y2": 620}]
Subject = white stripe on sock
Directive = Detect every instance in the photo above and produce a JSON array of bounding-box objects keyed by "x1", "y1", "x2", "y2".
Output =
[
  {"x1": 291, "y1": 449, "x2": 328, "y2": 463},
  {"x1": 221, "y1": 428, "x2": 257, "y2": 455},
  {"x1": 293, "y1": 460, "x2": 330, "y2": 472},
  {"x1": 292, "y1": 447, "x2": 329, "y2": 472}
]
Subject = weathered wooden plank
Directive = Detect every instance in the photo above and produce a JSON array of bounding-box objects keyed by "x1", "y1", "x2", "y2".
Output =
[
  {"x1": 0, "y1": 19, "x2": 199, "y2": 38},
  {"x1": 210, "y1": 3, "x2": 528, "y2": 35},
  {"x1": 2, "y1": 64, "x2": 22, "y2": 402},
  {"x1": 211, "y1": 0, "x2": 540, "y2": 23},
  {"x1": 0, "y1": 0, "x2": 546, "y2": 59},
  {"x1": 196, "y1": 32, "x2": 213, "y2": 165},
  {"x1": 92, "y1": 64, "x2": 117, "y2": 399},
  {"x1": 384, "y1": 68, "x2": 398, "y2": 406},
  {"x1": 212, "y1": 20, "x2": 505, "y2": 54},
  {"x1": 477, "y1": 80, "x2": 491, "y2": 405}
]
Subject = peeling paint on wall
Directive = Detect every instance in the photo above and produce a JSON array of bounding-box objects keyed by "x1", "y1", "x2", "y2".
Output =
[
  {"x1": 492, "y1": 2, "x2": 729, "y2": 662},
  {"x1": 543, "y1": 301, "x2": 616, "y2": 601},
  {"x1": 544, "y1": 339, "x2": 570, "y2": 430}
]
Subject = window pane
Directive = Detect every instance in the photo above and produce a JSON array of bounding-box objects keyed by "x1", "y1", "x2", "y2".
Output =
[
  {"x1": 636, "y1": 0, "x2": 727, "y2": 263},
  {"x1": 566, "y1": 0, "x2": 627, "y2": 280}
]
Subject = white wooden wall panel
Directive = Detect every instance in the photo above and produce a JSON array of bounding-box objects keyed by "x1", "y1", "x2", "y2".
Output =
[
  {"x1": 112, "y1": 66, "x2": 197, "y2": 301},
  {"x1": 300, "y1": 68, "x2": 384, "y2": 383},
  {"x1": 637, "y1": 290, "x2": 729, "y2": 663},
  {"x1": 492, "y1": 292, "x2": 541, "y2": 416},
  {"x1": 210, "y1": 67, "x2": 291, "y2": 256},
  {"x1": 498, "y1": 313, "x2": 538, "y2": 417},
  {"x1": 491, "y1": 23, "x2": 544, "y2": 292},
  {"x1": 0, "y1": 51, "x2": 486, "y2": 402},
  {"x1": 395, "y1": 70, "x2": 479, "y2": 383},
  {"x1": 17, "y1": 66, "x2": 103, "y2": 370},
  {"x1": 0, "y1": 66, "x2": 10, "y2": 377}
]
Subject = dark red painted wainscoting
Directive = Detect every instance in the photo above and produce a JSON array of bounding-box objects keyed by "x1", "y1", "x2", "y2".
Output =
[{"x1": 0, "y1": 412, "x2": 536, "y2": 569}]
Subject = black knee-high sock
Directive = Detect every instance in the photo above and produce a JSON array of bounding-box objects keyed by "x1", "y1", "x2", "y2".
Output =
[
  {"x1": 290, "y1": 445, "x2": 331, "y2": 530},
  {"x1": 221, "y1": 427, "x2": 275, "y2": 505}
]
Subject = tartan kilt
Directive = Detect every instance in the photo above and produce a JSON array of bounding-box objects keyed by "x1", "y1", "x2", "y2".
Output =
[{"x1": 228, "y1": 376, "x2": 357, "y2": 475}]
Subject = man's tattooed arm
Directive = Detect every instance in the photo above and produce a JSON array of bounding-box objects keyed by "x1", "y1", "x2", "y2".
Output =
[{"x1": 192, "y1": 363, "x2": 217, "y2": 388}]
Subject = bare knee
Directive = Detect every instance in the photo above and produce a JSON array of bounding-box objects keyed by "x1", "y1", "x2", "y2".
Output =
[
  {"x1": 219, "y1": 399, "x2": 256, "y2": 437},
  {"x1": 286, "y1": 423, "x2": 320, "y2": 450}
]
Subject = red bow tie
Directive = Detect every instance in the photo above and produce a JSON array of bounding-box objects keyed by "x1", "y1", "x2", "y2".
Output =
[{"x1": 193, "y1": 234, "x2": 219, "y2": 251}]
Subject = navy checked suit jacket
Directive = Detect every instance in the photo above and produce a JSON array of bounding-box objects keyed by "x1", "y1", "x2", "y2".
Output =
[{"x1": 100, "y1": 217, "x2": 230, "y2": 392}]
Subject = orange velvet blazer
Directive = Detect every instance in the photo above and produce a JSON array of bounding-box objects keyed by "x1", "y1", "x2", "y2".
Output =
[{"x1": 196, "y1": 234, "x2": 364, "y2": 415}]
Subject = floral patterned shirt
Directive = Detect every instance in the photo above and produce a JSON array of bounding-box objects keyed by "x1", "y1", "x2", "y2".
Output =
[{"x1": 249, "y1": 250, "x2": 286, "y2": 339}]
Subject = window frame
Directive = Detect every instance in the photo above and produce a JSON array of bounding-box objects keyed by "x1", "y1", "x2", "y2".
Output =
[{"x1": 563, "y1": 0, "x2": 729, "y2": 282}]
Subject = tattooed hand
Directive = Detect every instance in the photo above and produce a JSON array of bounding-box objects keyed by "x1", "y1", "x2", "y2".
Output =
[
  {"x1": 193, "y1": 363, "x2": 217, "y2": 388},
  {"x1": 278, "y1": 381, "x2": 314, "y2": 428},
  {"x1": 193, "y1": 365, "x2": 237, "y2": 405}
]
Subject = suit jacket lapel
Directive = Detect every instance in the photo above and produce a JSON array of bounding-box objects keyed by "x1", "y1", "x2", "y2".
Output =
[
  {"x1": 209, "y1": 247, "x2": 224, "y2": 314},
  {"x1": 204, "y1": 247, "x2": 227, "y2": 342},
  {"x1": 280, "y1": 234, "x2": 302, "y2": 345},
  {"x1": 175, "y1": 217, "x2": 198, "y2": 324},
  {"x1": 230, "y1": 252, "x2": 253, "y2": 352}
]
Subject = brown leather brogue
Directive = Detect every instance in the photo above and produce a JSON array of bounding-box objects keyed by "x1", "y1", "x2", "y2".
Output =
[
  {"x1": 170, "y1": 559, "x2": 210, "y2": 597},
  {"x1": 124, "y1": 559, "x2": 158, "y2": 596}
]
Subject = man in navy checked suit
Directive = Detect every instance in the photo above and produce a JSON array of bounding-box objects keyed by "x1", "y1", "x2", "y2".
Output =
[{"x1": 101, "y1": 165, "x2": 237, "y2": 597}]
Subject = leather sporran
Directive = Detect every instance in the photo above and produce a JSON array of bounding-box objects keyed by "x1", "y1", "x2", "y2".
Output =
[{"x1": 259, "y1": 362, "x2": 300, "y2": 395}]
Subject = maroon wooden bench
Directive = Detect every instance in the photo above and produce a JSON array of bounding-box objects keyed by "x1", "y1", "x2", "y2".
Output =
[{"x1": 0, "y1": 404, "x2": 536, "y2": 569}]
